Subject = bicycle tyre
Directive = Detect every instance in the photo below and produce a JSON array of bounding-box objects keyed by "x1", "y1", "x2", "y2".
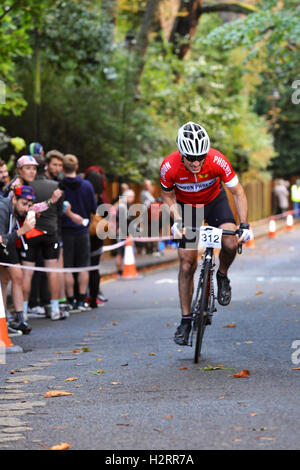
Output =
[{"x1": 193, "y1": 260, "x2": 211, "y2": 363}]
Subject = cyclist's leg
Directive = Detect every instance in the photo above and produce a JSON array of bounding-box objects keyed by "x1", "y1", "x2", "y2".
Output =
[
  {"x1": 178, "y1": 247, "x2": 198, "y2": 315},
  {"x1": 218, "y1": 222, "x2": 238, "y2": 276},
  {"x1": 205, "y1": 188, "x2": 237, "y2": 306},
  {"x1": 174, "y1": 247, "x2": 198, "y2": 345}
]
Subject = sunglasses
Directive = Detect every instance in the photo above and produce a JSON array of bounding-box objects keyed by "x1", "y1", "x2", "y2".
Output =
[{"x1": 182, "y1": 153, "x2": 207, "y2": 162}]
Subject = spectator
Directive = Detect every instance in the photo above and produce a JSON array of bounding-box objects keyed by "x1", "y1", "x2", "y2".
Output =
[
  {"x1": 85, "y1": 165, "x2": 109, "y2": 204},
  {"x1": 273, "y1": 179, "x2": 290, "y2": 214},
  {"x1": 45, "y1": 150, "x2": 64, "y2": 181},
  {"x1": 85, "y1": 168, "x2": 108, "y2": 307},
  {"x1": 28, "y1": 142, "x2": 44, "y2": 156},
  {"x1": 60, "y1": 154, "x2": 97, "y2": 311},
  {"x1": 20, "y1": 155, "x2": 67, "y2": 321},
  {"x1": 141, "y1": 179, "x2": 155, "y2": 208},
  {"x1": 0, "y1": 185, "x2": 36, "y2": 334},
  {"x1": 112, "y1": 183, "x2": 129, "y2": 206},
  {"x1": 140, "y1": 179, "x2": 159, "y2": 255},
  {"x1": 291, "y1": 179, "x2": 300, "y2": 218},
  {"x1": 115, "y1": 189, "x2": 136, "y2": 277},
  {"x1": 28, "y1": 147, "x2": 63, "y2": 316},
  {"x1": 0, "y1": 159, "x2": 10, "y2": 196}
]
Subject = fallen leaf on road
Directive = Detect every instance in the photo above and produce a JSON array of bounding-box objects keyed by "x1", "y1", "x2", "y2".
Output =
[
  {"x1": 44, "y1": 390, "x2": 73, "y2": 398},
  {"x1": 255, "y1": 291, "x2": 263, "y2": 296},
  {"x1": 222, "y1": 323, "x2": 236, "y2": 328},
  {"x1": 164, "y1": 415, "x2": 174, "y2": 419},
  {"x1": 72, "y1": 349, "x2": 81, "y2": 354},
  {"x1": 64, "y1": 377, "x2": 78, "y2": 382},
  {"x1": 148, "y1": 352, "x2": 157, "y2": 356},
  {"x1": 255, "y1": 436, "x2": 277, "y2": 441},
  {"x1": 229, "y1": 369, "x2": 250, "y2": 378},
  {"x1": 49, "y1": 442, "x2": 71, "y2": 450},
  {"x1": 178, "y1": 366, "x2": 189, "y2": 370},
  {"x1": 89, "y1": 369, "x2": 105, "y2": 375},
  {"x1": 291, "y1": 367, "x2": 300, "y2": 370},
  {"x1": 111, "y1": 382, "x2": 121, "y2": 385}
]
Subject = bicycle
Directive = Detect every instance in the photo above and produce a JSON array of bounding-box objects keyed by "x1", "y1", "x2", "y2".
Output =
[{"x1": 188, "y1": 225, "x2": 243, "y2": 363}]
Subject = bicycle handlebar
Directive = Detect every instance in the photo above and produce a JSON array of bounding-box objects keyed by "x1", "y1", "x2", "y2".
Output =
[{"x1": 187, "y1": 226, "x2": 243, "y2": 254}]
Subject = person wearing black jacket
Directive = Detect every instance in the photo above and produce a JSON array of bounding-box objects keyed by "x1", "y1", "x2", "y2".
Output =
[{"x1": 20, "y1": 155, "x2": 66, "y2": 321}]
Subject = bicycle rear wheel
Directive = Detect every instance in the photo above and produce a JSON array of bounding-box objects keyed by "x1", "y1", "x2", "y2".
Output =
[{"x1": 193, "y1": 261, "x2": 210, "y2": 363}]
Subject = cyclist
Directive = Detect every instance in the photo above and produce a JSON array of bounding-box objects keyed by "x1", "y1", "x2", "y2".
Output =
[{"x1": 160, "y1": 122, "x2": 251, "y2": 346}]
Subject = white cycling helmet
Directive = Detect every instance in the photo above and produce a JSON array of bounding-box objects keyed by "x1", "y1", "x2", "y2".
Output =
[{"x1": 176, "y1": 121, "x2": 210, "y2": 157}]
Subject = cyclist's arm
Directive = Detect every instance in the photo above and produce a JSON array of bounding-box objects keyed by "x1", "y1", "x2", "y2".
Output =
[
  {"x1": 227, "y1": 182, "x2": 248, "y2": 224},
  {"x1": 161, "y1": 188, "x2": 182, "y2": 222}
]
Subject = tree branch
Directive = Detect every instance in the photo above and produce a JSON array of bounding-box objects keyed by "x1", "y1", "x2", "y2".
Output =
[
  {"x1": 200, "y1": 2, "x2": 257, "y2": 15},
  {"x1": 0, "y1": 0, "x2": 23, "y2": 23}
]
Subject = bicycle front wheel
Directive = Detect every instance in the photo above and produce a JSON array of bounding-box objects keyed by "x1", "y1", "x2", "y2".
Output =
[{"x1": 193, "y1": 261, "x2": 210, "y2": 363}]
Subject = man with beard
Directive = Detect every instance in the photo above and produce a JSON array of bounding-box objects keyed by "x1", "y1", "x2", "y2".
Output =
[
  {"x1": 0, "y1": 186, "x2": 36, "y2": 334},
  {"x1": 45, "y1": 150, "x2": 64, "y2": 181},
  {"x1": 0, "y1": 159, "x2": 10, "y2": 196}
]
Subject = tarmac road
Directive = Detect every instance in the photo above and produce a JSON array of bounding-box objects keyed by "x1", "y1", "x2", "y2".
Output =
[{"x1": 0, "y1": 225, "x2": 300, "y2": 451}]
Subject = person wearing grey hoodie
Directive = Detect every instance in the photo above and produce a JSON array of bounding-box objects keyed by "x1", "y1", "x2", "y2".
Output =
[{"x1": 0, "y1": 186, "x2": 36, "y2": 334}]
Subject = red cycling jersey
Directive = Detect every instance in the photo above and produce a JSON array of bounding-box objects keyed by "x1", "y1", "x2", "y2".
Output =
[{"x1": 160, "y1": 148, "x2": 238, "y2": 206}]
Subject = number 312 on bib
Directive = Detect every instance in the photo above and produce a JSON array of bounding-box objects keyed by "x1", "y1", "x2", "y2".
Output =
[{"x1": 199, "y1": 226, "x2": 223, "y2": 248}]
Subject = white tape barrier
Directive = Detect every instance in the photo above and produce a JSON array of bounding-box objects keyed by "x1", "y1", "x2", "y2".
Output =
[{"x1": 0, "y1": 236, "x2": 174, "y2": 273}]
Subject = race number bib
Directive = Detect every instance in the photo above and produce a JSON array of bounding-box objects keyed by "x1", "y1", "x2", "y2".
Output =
[{"x1": 200, "y1": 226, "x2": 223, "y2": 248}]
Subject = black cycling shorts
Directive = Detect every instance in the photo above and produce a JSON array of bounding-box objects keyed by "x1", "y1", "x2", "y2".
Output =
[
  {"x1": 177, "y1": 186, "x2": 236, "y2": 249},
  {"x1": 19, "y1": 234, "x2": 59, "y2": 262},
  {"x1": 0, "y1": 243, "x2": 20, "y2": 265}
]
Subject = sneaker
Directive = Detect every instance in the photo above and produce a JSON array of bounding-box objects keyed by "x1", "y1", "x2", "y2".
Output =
[
  {"x1": 97, "y1": 292, "x2": 108, "y2": 303},
  {"x1": 67, "y1": 300, "x2": 81, "y2": 313},
  {"x1": 27, "y1": 306, "x2": 46, "y2": 318},
  {"x1": 77, "y1": 301, "x2": 91, "y2": 312},
  {"x1": 9, "y1": 320, "x2": 32, "y2": 335},
  {"x1": 174, "y1": 321, "x2": 191, "y2": 346},
  {"x1": 90, "y1": 298, "x2": 105, "y2": 308},
  {"x1": 7, "y1": 326, "x2": 23, "y2": 337},
  {"x1": 217, "y1": 271, "x2": 232, "y2": 306}
]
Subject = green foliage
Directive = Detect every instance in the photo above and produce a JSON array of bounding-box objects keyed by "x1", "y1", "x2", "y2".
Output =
[
  {"x1": 1, "y1": 0, "x2": 288, "y2": 182},
  {"x1": 141, "y1": 14, "x2": 275, "y2": 180}
]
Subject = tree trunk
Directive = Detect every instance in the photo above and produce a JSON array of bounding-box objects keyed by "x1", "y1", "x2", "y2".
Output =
[{"x1": 168, "y1": 0, "x2": 257, "y2": 59}]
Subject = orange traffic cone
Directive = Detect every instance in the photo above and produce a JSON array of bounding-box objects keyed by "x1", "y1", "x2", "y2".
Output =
[
  {"x1": 286, "y1": 212, "x2": 294, "y2": 232},
  {"x1": 122, "y1": 237, "x2": 138, "y2": 279},
  {"x1": 269, "y1": 218, "x2": 277, "y2": 238},
  {"x1": 245, "y1": 226, "x2": 255, "y2": 248},
  {"x1": 0, "y1": 282, "x2": 22, "y2": 355}
]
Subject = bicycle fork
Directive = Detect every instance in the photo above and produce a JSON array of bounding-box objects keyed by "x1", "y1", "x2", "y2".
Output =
[{"x1": 189, "y1": 254, "x2": 216, "y2": 347}]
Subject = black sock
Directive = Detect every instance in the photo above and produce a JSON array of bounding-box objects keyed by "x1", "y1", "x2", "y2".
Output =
[
  {"x1": 217, "y1": 270, "x2": 227, "y2": 278},
  {"x1": 67, "y1": 296, "x2": 74, "y2": 305},
  {"x1": 78, "y1": 293, "x2": 86, "y2": 303},
  {"x1": 181, "y1": 315, "x2": 192, "y2": 324},
  {"x1": 15, "y1": 311, "x2": 25, "y2": 323}
]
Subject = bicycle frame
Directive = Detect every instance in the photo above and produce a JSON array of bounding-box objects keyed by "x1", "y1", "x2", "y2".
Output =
[{"x1": 189, "y1": 227, "x2": 243, "y2": 362}]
